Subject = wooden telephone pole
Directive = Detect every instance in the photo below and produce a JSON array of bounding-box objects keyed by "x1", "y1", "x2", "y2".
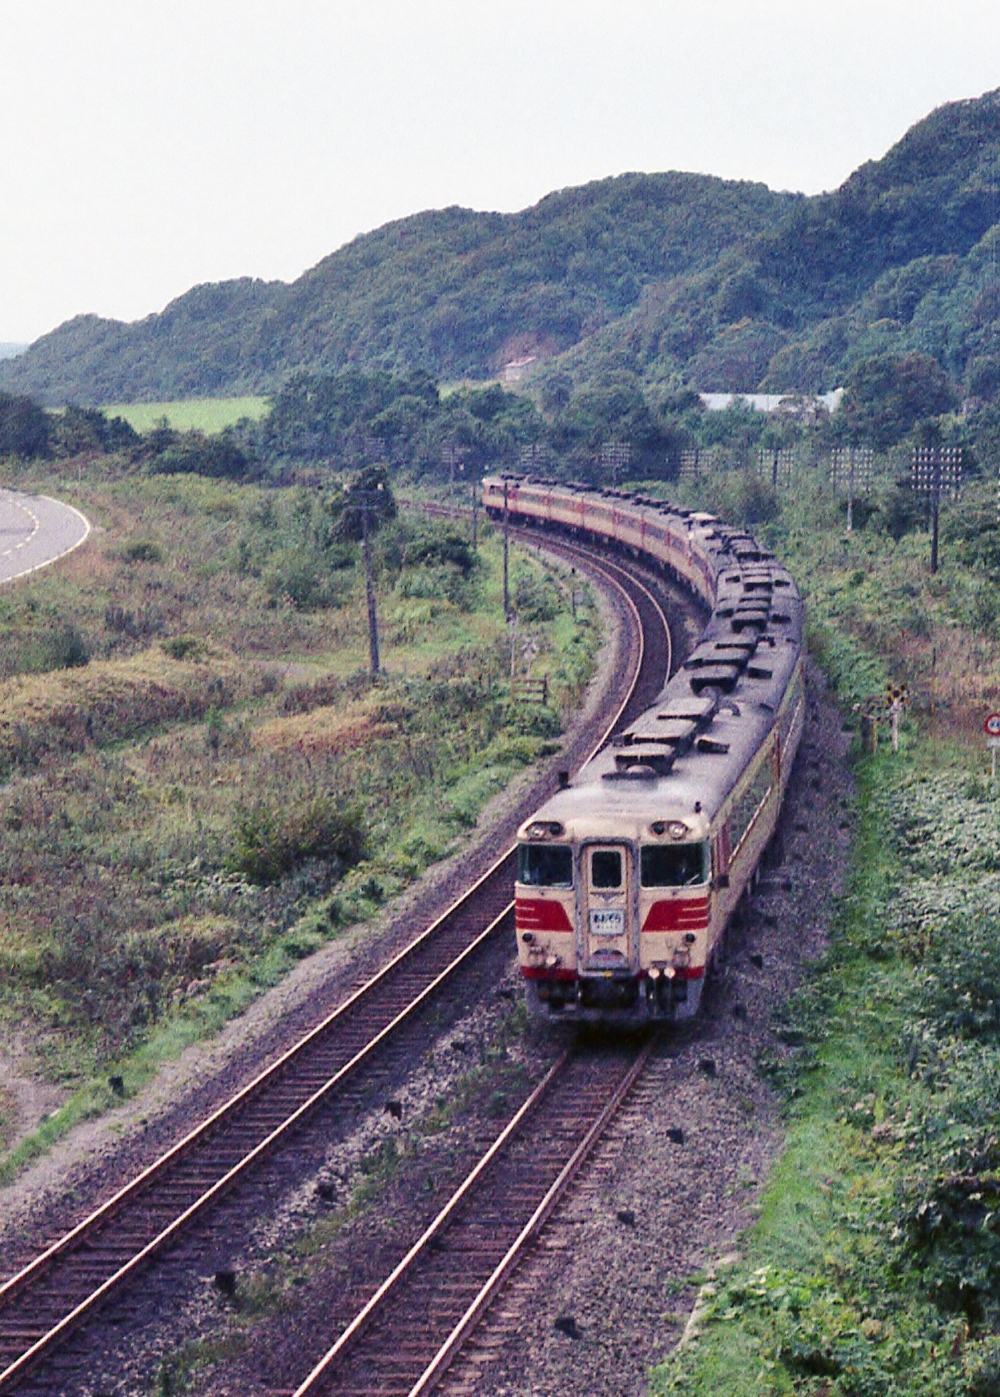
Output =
[
  {"x1": 912, "y1": 446, "x2": 962, "y2": 574},
  {"x1": 343, "y1": 483, "x2": 385, "y2": 677},
  {"x1": 502, "y1": 478, "x2": 510, "y2": 617}
]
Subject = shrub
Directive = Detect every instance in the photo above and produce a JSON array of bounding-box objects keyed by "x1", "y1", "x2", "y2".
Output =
[
  {"x1": 120, "y1": 539, "x2": 164, "y2": 564},
  {"x1": 161, "y1": 636, "x2": 204, "y2": 661},
  {"x1": 15, "y1": 622, "x2": 90, "y2": 674},
  {"x1": 230, "y1": 798, "x2": 367, "y2": 885},
  {"x1": 512, "y1": 570, "x2": 560, "y2": 622}
]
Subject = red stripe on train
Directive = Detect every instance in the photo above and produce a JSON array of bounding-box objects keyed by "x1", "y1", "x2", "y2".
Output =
[
  {"x1": 641, "y1": 898, "x2": 709, "y2": 933},
  {"x1": 515, "y1": 898, "x2": 573, "y2": 932}
]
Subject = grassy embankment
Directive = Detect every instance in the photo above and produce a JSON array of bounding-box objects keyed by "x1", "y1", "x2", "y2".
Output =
[
  {"x1": 0, "y1": 455, "x2": 598, "y2": 1184},
  {"x1": 652, "y1": 470, "x2": 1000, "y2": 1395}
]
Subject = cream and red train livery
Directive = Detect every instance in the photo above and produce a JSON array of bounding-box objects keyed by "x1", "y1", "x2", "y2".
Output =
[{"x1": 482, "y1": 474, "x2": 805, "y2": 1021}]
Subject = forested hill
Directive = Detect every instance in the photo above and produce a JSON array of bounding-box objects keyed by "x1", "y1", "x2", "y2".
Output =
[
  {"x1": 1, "y1": 175, "x2": 789, "y2": 405},
  {"x1": 6, "y1": 88, "x2": 1000, "y2": 406}
]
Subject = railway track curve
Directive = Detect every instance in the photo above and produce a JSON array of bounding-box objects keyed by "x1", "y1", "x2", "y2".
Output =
[{"x1": 0, "y1": 537, "x2": 681, "y2": 1395}]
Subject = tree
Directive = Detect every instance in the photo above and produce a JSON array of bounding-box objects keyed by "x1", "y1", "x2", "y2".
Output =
[
  {"x1": 0, "y1": 392, "x2": 50, "y2": 458},
  {"x1": 841, "y1": 352, "x2": 959, "y2": 449},
  {"x1": 53, "y1": 405, "x2": 140, "y2": 456}
]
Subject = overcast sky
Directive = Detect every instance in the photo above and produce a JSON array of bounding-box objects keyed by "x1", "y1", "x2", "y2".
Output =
[{"x1": 2, "y1": 0, "x2": 1000, "y2": 345}]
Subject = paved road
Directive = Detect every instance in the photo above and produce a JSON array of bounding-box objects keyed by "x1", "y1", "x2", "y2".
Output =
[{"x1": 0, "y1": 489, "x2": 91, "y2": 584}]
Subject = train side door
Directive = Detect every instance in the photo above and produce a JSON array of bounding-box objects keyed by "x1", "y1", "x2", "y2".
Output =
[{"x1": 581, "y1": 843, "x2": 633, "y2": 973}]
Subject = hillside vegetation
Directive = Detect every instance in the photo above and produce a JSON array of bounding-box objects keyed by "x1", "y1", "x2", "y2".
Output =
[
  {"x1": 7, "y1": 88, "x2": 1000, "y2": 410},
  {"x1": 0, "y1": 175, "x2": 790, "y2": 404},
  {"x1": 0, "y1": 453, "x2": 597, "y2": 1177}
]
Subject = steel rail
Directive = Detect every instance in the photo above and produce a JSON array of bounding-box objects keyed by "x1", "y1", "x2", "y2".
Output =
[
  {"x1": 517, "y1": 530, "x2": 673, "y2": 686},
  {"x1": 288, "y1": 1049, "x2": 574, "y2": 1395},
  {"x1": 289, "y1": 1036, "x2": 657, "y2": 1397},
  {"x1": 407, "y1": 1036, "x2": 656, "y2": 1397},
  {"x1": 0, "y1": 535, "x2": 665, "y2": 1393},
  {"x1": 0, "y1": 903, "x2": 514, "y2": 1392}
]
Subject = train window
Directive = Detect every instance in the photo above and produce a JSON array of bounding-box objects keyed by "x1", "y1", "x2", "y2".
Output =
[
  {"x1": 518, "y1": 844, "x2": 573, "y2": 887},
  {"x1": 641, "y1": 843, "x2": 708, "y2": 887},
  {"x1": 591, "y1": 850, "x2": 622, "y2": 888}
]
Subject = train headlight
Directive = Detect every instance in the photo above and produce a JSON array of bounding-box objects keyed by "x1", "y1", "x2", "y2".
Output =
[
  {"x1": 667, "y1": 821, "x2": 689, "y2": 841},
  {"x1": 526, "y1": 821, "x2": 564, "y2": 839}
]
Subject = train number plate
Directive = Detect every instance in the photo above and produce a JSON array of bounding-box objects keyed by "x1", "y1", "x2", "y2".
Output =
[{"x1": 590, "y1": 909, "x2": 624, "y2": 936}]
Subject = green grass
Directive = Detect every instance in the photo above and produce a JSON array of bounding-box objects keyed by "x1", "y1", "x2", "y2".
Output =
[
  {"x1": 101, "y1": 397, "x2": 270, "y2": 433},
  {"x1": 651, "y1": 472, "x2": 1000, "y2": 1397}
]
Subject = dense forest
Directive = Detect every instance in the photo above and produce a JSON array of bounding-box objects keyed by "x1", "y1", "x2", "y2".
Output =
[{"x1": 5, "y1": 89, "x2": 1000, "y2": 412}]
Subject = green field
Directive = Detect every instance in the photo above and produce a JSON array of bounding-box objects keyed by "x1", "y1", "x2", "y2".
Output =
[{"x1": 102, "y1": 397, "x2": 270, "y2": 433}]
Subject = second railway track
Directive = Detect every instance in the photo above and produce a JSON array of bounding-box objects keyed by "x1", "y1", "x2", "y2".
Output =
[
  {"x1": 0, "y1": 535, "x2": 686, "y2": 1395},
  {"x1": 291, "y1": 1033, "x2": 656, "y2": 1397}
]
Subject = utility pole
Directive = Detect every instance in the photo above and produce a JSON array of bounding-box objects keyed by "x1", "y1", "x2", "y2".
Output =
[
  {"x1": 600, "y1": 440, "x2": 631, "y2": 487},
  {"x1": 912, "y1": 446, "x2": 962, "y2": 575},
  {"x1": 458, "y1": 462, "x2": 479, "y2": 548},
  {"x1": 830, "y1": 447, "x2": 874, "y2": 533},
  {"x1": 344, "y1": 483, "x2": 384, "y2": 677},
  {"x1": 502, "y1": 478, "x2": 510, "y2": 617}
]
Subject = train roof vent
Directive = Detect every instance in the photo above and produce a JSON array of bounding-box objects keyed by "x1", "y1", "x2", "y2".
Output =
[
  {"x1": 731, "y1": 609, "x2": 771, "y2": 634},
  {"x1": 746, "y1": 665, "x2": 773, "y2": 680},
  {"x1": 608, "y1": 746, "x2": 676, "y2": 778},
  {"x1": 623, "y1": 719, "x2": 698, "y2": 751},
  {"x1": 654, "y1": 696, "x2": 716, "y2": 722},
  {"x1": 689, "y1": 663, "x2": 743, "y2": 695},
  {"x1": 696, "y1": 736, "x2": 730, "y2": 755}
]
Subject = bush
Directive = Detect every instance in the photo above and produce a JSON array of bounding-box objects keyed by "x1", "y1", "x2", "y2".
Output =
[
  {"x1": 146, "y1": 428, "x2": 255, "y2": 480},
  {"x1": 161, "y1": 636, "x2": 204, "y2": 661},
  {"x1": 4, "y1": 621, "x2": 91, "y2": 676},
  {"x1": 120, "y1": 539, "x2": 164, "y2": 564},
  {"x1": 230, "y1": 798, "x2": 367, "y2": 885},
  {"x1": 512, "y1": 570, "x2": 560, "y2": 622}
]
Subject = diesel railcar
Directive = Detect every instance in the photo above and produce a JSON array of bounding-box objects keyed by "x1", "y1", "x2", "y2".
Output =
[{"x1": 483, "y1": 475, "x2": 805, "y2": 1022}]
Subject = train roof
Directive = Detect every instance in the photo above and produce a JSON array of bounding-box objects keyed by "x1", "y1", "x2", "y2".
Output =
[{"x1": 494, "y1": 476, "x2": 804, "y2": 840}]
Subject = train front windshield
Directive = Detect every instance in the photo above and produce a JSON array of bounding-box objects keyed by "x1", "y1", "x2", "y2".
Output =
[
  {"x1": 641, "y1": 843, "x2": 709, "y2": 887},
  {"x1": 518, "y1": 844, "x2": 573, "y2": 887}
]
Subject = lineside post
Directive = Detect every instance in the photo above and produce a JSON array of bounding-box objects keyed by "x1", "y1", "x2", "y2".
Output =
[{"x1": 503, "y1": 479, "x2": 510, "y2": 617}]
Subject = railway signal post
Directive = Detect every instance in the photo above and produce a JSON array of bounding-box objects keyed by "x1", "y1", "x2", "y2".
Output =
[
  {"x1": 985, "y1": 712, "x2": 1000, "y2": 780},
  {"x1": 885, "y1": 683, "x2": 909, "y2": 753}
]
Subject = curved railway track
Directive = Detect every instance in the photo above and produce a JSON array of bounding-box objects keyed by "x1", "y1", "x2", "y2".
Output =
[{"x1": 0, "y1": 537, "x2": 680, "y2": 1395}]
